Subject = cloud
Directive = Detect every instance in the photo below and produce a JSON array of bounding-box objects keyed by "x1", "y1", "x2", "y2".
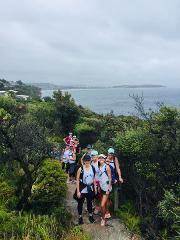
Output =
[{"x1": 0, "y1": 0, "x2": 180, "y2": 86}]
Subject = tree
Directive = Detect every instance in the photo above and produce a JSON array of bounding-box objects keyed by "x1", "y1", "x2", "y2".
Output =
[
  {"x1": 53, "y1": 90, "x2": 79, "y2": 134},
  {"x1": 13, "y1": 120, "x2": 48, "y2": 210}
]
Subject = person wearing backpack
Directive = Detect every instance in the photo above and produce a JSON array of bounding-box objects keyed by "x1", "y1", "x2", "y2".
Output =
[
  {"x1": 91, "y1": 150, "x2": 101, "y2": 214},
  {"x1": 105, "y1": 147, "x2": 123, "y2": 217},
  {"x1": 98, "y1": 154, "x2": 112, "y2": 226},
  {"x1": 80, "y1": 144, "x2": 93, "y2": 165},
  {"x1": 76, "y1": 154, "x2": 97, "y2": 225}
]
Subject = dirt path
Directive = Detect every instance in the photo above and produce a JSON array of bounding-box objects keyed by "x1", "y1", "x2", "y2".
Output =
[{"x1": 66, "y1": 183, "x2": 141, "y2": 240}]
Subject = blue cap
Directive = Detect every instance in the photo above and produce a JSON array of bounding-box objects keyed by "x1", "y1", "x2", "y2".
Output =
[
  {"x1": 83, "y1": 154, "x2": 91, "y2": 161},
  {"x1": 91, "y1": 150, "x2": 98, "y2": 156},
  {"x1": 108, "y1": 147, "x2": 115, "y2": 154},
  {"x1": 86, "y1": 144, "x2": 92, "y2": 149}
]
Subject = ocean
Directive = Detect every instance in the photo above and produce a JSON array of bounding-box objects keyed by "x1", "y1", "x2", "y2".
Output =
[{"x1": 41, "y1": 87, "x2": 180, "y2": 116}]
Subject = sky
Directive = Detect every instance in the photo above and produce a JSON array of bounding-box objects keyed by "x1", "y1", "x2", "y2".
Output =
[{"x1": 0, "y1": 0, "x2": 180, "y2": 87}]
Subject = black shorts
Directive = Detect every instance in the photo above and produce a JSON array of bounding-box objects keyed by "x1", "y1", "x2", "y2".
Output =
[{"x1": 100, "y1": 188, "x2": 107, "y2": 195}]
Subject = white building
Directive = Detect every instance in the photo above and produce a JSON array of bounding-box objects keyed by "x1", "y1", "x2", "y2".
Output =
[
  {"x1": 16, "y1": 95, "x2": 30, "y2": 100},
  {"x1": 0, "y1": 91, "x2": 7, "y2": 96}
]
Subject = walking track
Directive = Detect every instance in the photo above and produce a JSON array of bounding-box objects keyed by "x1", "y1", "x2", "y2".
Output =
[{"x1": 66, "y1": 184, "x2": 142, "y2": 240}]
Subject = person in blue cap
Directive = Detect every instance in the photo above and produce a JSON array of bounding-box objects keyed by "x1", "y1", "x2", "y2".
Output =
[
  {"x1": 105, "y1": 147, "x2": 123, "y2": 218},
  {"x1": 80, "y1": 144, "x2": 93, "y2": 165}
]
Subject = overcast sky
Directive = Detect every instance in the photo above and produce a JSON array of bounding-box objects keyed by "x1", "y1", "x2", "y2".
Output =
[{"x1": 0, "y1": 0, "x2": 180, "y2": 87}]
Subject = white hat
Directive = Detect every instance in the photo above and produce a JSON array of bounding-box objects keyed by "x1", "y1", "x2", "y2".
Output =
[{"x1": 99, "y1": 154, "x2": 107, "y2": 159}]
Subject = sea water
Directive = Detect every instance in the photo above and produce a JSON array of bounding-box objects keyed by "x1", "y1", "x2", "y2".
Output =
[{"x1": 41, "y1": 87, "x2": 180, "y2": 116}]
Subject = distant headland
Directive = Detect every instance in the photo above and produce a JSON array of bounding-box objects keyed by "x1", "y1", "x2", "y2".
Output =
[{"x1": 30, "y1": 83, "x2": 166, "y2": 90}]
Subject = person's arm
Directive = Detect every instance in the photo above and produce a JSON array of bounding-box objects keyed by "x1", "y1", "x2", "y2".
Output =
[
  {"x1": 93, "y1": 177, "x2": 97, "y2": 195},
  {"x1": 63, "y1": 137, "x2": 67, "y2": 144},
  {"x1": 115, "y1": 157, "x2": 123, "y2": 183},
  {"x1": 80, "y1": 153, "x2": 86, "y2": 165},
  {"x1": 76, "y1": 168, "x2": 81, "y2": 198},
  {"x1": 106, "y1": 165, "x2": 112, "y2": 195},
  {"x1": 73, "y1": 153, "x2": 76, "y2": 161},
  {"x1": 69, "y1": 152, "x2": 76, "y2": 162}
]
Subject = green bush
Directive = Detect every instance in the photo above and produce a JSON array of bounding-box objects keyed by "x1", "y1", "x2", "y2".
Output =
[
  {"x1": 63, "y1": 226, "x2": 91, "y2": 240},
  {"x1": 75, "y1": 122, "x2": 97, "y2": 147},
  {"x1": 0, "y1": 181, "x2": 17, "y2": 209},
  {"x1": 116, "y1": 201, "x2": 141, "y2": 234},
  {"x1": 0, "y1": 207, "x2": 63, "y2": 240},
  {"x1": 31, "y1": 159, "x2": 67, "y2": 213},
  {"x1": 158, "y1": 188, "x2": 180, "y2": 239}
]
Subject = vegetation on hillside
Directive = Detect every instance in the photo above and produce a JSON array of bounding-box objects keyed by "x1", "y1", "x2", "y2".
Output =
[{"x1": 0, "y1": 80, "x2": 179, "y2": 239}]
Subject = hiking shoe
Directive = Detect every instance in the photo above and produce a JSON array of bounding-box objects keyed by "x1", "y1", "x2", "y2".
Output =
[
  {"x1": 94, "y1": 207, "x2": 101, "y2": 214},
  {"x1": 100, "y1": 218, "x2": 105, "y2": 226},
  {"x1": 89, "y1": 216, "x2": 95, "y2": 223},
  {"x1": 105, "y1": 213, "x2": 111, "y2": 219},
  {"x1": 78, "y1": 217, "x2": 84, "y2": 225}
]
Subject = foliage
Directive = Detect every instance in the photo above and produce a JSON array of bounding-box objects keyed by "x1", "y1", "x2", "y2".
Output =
[
  {"x1": 13, "y1": 120, "x2": 48, "y2": 210},
  {"x1": 75, "y1": 122, "x2": 97, "y2": 148},
  {"x1": 0, "y1": 208, "x2": 64, "y2": 240},
  {"x1": 116, "y1": 201, "x2": 141, "y2": 234},
  {"x1": 31, "y1": 159, "x2": 67, "y2": 213},
  {"x1": 63, "y1": 226, "x2": 91, "y2": 240},
  {"x1": 53, "y1": 90, "x2": 80, "y2": 134},
  {"x1": 158, "y1": 188, "x2": 180, "y2": 239}
]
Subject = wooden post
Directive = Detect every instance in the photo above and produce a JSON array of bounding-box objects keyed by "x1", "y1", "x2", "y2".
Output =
[{"x1": 114, "y1": 183, "x2": 122, "y2": 212}]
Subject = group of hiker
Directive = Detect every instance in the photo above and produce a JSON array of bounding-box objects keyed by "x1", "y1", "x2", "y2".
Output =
[{"x1": 61, "y1": 132, "x2": 123, "y2": 227}]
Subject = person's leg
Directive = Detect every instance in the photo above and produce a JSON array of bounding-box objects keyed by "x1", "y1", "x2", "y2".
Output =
[
  {"x1": 69, "y1": 164, "x2": 73, "y2": 182},
  {"x1": 62, "y1": 162, "x2": 65, "y2": 170},
  {"x1": 101, "y1": 195, "x2": 109, "y2": 219},
  {"x1": 86, "y1": 194, "x2": 95, "y2": 223},
  {"x1": 72, "y1": 163, "x2": 76, "y2": 183},
  {"x1": 94, "y1": 182, "x2": 101, "y2": 214},
  {"x1": 77, "y1": 194, "x2": 85, "y2": 224}
]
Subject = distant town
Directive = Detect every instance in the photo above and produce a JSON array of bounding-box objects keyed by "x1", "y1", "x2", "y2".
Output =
[{"x1": 0, "y1": 79, "x2": 41, "y2": 100}]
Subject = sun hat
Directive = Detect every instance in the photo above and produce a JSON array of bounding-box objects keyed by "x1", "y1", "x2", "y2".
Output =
[
  {"x1": 99, "y1": 154, "x2": 107, "y2": 159},
  {"x1": 91, "y1": 150, "x2": 98, "y2": 156},
  {"x1": 108, "y1": 147, "x2": 115, "y2": 154},
  {"x1": 83, "y1": 154, "x2": 91, "y2": 161}
]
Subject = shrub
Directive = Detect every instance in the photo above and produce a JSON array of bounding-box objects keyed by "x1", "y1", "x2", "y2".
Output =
[
  {"x1": 0, "y1": 181, "x2": 17, "y2": 209},
  {"x1": 31, "y1": 159, "x2": 67, "y2": 213},
  {"x1": 63, "y1": 226, "x2": 91, "y2": 240},
  {"x1": 116, "y1": 201, "x2": 141, "y2": 234},
  {"x1": 158, "y1": 188, "x2": 180, "y2": 239},
  {"x1": 75, "y1": 122, "x2": 97, "y2": 148},
  {"x1": 0, "y1": 208, "x2": 63, "y2": 240}
]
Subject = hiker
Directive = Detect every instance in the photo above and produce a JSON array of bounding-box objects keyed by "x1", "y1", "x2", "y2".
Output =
[
  {"x1": 76, "y1": 154, "x2": 97, "y2": 224},
  {"x1": 61, "y1": 144, "x2": 70, "y2": 174},
  {"x1": 91, "y1": 150, "x2": 101, "y2": 214},
  {"x1": 50, "y1": 147, "x2": 59, "y2": 159},
  {"x1": 105, "y1": 147, "x2": 123, "y2": 216},
  {"x1": 98, "y1": 154, "x2": 112, "y2": 226},
  {"x1": 80, "y1": 144, "x2": 93, "y2": 165},
  {"x1": 72, "y1": 135, "x2": 80, "y2": 153},
  {"x1": 68, "y1": 146, "x2": 76, "y2": 183},
  {"x1": 63, "y1": 132, "x2": 73, "y2": 145}
]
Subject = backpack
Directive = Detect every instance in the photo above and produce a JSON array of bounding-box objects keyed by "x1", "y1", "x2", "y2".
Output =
[
  {"x1": 80, "y1": 165, "x2": 96, "y2": 181},
  {"x1": 98, "y1": 160, "x2": 116, "y2": 184},
  {"x1": 73, "y1": 165, "x2": 96, "y2": 201}
]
